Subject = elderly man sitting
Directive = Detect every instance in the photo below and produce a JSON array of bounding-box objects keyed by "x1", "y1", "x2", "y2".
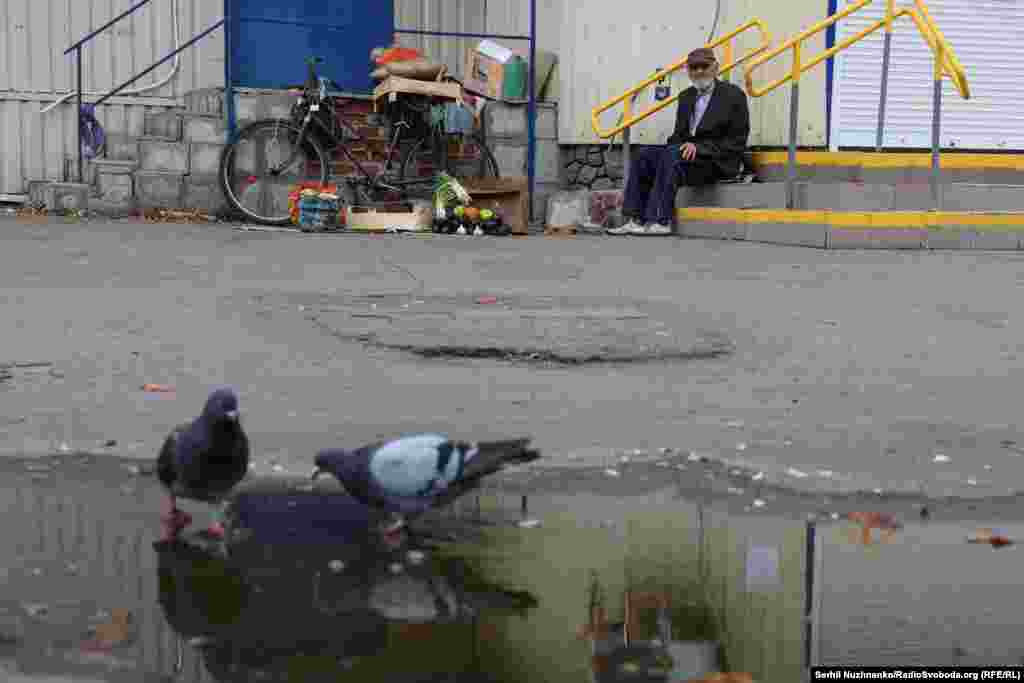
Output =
[{"x1": 608, "y1": 47, "x2": 751, "y2": 236}]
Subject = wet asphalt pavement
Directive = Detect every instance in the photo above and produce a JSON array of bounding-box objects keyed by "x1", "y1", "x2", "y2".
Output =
[
  {"x1": 5, "y1": 215, "x2": 1024, "y2": 678},
  {"x1": 5, "y1": 216, "x2": 1024, "y2": 500}
]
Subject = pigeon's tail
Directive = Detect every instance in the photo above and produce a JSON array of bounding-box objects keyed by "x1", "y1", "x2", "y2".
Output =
[
  {"x1": 462, "y1": 438, "x2": 541, "y2": 482},
  {"x1": 466, "y1": 587, "x2": 540, "y2": 614}
]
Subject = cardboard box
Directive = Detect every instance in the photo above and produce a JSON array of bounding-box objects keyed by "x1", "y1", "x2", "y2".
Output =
[
  {"x1": 461, "y1": 177, "x2": 529, "y2": 235},
  {"x1": 464, "y1": 47, "x2": 527, "y2": 102},
  {"x1": 372, "y1": 76, "x2": 463, "y2": 108}
]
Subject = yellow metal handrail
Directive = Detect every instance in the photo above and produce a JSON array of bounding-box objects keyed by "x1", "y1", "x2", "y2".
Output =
[
  {"x1": 590, "y1": 19, "x2": 773, "y2": 140},
  {"x1": 743, "y1": 0, "x2": 968, "y2": 100}
]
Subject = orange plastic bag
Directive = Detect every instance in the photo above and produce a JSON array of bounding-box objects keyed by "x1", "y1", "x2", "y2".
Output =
[
  {"x1": 288, "y1": 182, "x2": 338, "y2": 225},
  {"x1": 375, "y1": 47, "x2": 422, "y2": 65}
]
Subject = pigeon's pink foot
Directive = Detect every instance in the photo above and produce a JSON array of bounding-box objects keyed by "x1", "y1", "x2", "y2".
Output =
[
  {"x1": 160, "y1": 509, "x2": 192, "y2": 540},
  {"x1": 381, "y1": 518, "x2": 407, "y2": 548},
  {"x1": 205, "y1": 522, "x2": 226, "y2": 539}
]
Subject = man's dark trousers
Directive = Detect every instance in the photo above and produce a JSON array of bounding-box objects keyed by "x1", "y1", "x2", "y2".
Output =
[{"x1": 622, "y1": 146, "x2": 718, "y2": 226}]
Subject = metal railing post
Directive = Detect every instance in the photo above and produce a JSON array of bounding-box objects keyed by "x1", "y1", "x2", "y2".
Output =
[
  {"x1": 527, "y1": 0, "x2": 537, "y2": 222},
  {"x1": 622, "y1": 127, "x2": 632, "y2": 193},
  {"x1": 76, "y1": 47, "x2": 84, "y2": 184},
  {"x1": 931, "y1": 46, "x2": 943, "y2": 210},
  {"x1": 786, "y1": 43, "x2": 802, "y2": 210},
  {"x1": 875, "y1": 0, "x2": 895, "y2": 151}
]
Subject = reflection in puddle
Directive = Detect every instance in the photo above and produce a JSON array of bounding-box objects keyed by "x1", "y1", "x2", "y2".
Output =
[{"x1": 4, "y1": 454, "x2": 1024, "y2": 680}]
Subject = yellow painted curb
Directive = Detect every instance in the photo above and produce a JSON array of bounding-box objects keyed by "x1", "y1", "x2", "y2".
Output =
[
  {"x1": 676, "y1": 207, "x2": 1024, "y2": 232},
  {"x1": 752, "y1": 151, "x2": 1024, "y2": 171}
]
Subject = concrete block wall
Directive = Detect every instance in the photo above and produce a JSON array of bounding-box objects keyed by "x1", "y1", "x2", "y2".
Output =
[{"x1": 486, "y1": 102, "x2": 560, "y2": 219}]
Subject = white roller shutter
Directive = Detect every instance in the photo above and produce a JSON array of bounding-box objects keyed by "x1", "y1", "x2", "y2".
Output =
[{"x1": 830, "y1": 0, "x2": 1024, "y2": 150}]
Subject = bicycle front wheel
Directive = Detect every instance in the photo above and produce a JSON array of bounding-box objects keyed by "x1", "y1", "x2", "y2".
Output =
[{"x1": 219, "y1": 119, "x2": 329, "y2": 226}]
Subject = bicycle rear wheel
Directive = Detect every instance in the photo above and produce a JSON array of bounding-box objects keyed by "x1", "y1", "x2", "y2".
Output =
[
  {"x1": 219, "y1": 120, "x2": 329, "y2": 226},
  {"x1": 398, "y1": 133, "x2": 499, "y2": 201}
]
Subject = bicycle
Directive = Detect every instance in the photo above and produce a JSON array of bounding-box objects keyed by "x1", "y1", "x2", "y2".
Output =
[{"x1": 219, "y1": 57, "x2": 499, "y2": 226}]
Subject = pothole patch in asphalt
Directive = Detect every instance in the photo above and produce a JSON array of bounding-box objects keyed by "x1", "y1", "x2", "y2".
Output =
[{"x1": 298, "y1": 294, "x2": 735, "y2": 366}]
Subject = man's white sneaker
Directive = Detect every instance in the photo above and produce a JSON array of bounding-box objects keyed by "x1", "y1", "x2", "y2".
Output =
[
  {"x1": 606, "y1": 220, "x2": 641, "y2": 235},
  {"x1": 642, "y1": 223, "x2": 673, "y2": 236}
]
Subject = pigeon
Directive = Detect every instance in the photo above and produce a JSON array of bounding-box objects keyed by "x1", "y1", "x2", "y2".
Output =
[
  {"x1": 156, "y1": 387, "x2": 250, "y2": 541},
  {"x1": 312, "y1": 434, "x2": 541, "y2": 540}
]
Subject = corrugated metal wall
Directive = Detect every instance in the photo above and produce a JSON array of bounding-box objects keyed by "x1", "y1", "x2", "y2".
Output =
[
  {"x1": 0, "y1": 0, "x2": 224, "y2": 195},
  {"x1": 393, "y1": 0, "x2": 561, "y2": 93},
  {"x1": 559, "y1": 0, "x2": 829, "y2": 147},
  {"x1": 1, "y1": 0, "x2": 828, "y2": 196}
]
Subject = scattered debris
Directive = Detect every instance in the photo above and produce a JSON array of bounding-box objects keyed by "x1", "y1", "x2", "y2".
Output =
[
  {"x1": 752, "y1": 499, "x2": 766, "y2": 508},
  {"x1": 82, "y1": 608, "x2": 133, "y2": 651},
  {"x1": 476, "y1": 296, "x2": 499, "y2": 305},
  {"x1": 141, "y1": 208, "x2": 214, "y2": 224},
  {"x1": 22, "y1": 603, "x2": 48, "y2": 618},
  {"x1": 388, "y1": 563, "x2": 404, "y2": 574},
  {"x1": 786, "y1": 467, "x2": 809, "y2": 479},
  {"x1": 933, "y1": 454, "x2": 951, "y2": 463},
  {"x1": 58, "y1": 443, "x2": 70, "y2": 453},
  {"x1": 328, "y1": 560, "x2": 346, "y2": 573},
  {"x1": 752, "y1": 472, "x2": 765, "y2": 481},
  {"x1": 727, "y1": 487, "x2": 744, "y2": 495},
  {"x1": 603, "y1": 468, "x2": 621, "y2": 478},
  {"x1": 104, "y1": 439, "x2": 117, "y2": 448},
  {"x1": 141, "y1": 383, "x2": 175, "y2": 393},
  {"x1": 406, "y1": 550, "x2": 426, "y2": 564},
  {"x1": 517, "y1": 519, "x2": 541, "y2": 529},
  {"x1": 736, "y1": 442, "x2": 748, "y2": 452},
  {"x1": 967, "y1": 529, "x2": 1014, "y2": 548}
]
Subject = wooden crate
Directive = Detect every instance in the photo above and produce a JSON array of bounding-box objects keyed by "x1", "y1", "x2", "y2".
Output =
[
  {"x1": 460, "y1": 177, "x2": 529, "y2": 236},
  {"x1": 347, "y1": 203, "x2": 432, "y2": 233}
]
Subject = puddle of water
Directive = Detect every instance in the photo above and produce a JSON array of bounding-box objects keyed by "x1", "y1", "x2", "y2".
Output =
[{"x1": 3, "y1": 454, "x2": 1024, "y2": 681}]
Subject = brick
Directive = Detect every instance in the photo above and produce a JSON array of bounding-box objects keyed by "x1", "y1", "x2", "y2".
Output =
[
  {"x1": 183, "y1": 115, "x2": 227, "y2": 144},
  {"x1": 135, "y1": 172, "x2": 184, "y2": 208},
  {"x1": 140, "y1": 140, "x2": 189, "y2": 173},
  {"x1": 143, "y1": 112, "x2": 183, "y2": 140},
  {"x1": 828, "y1": 228, "x2": 926, "y2": 249},
  {"x1": 678, "y1": 219, "x2": 745, "y2": 241},
  {"x1": 189, "y1": 142, "x2": 225, "y2": 175},
  {"x1": 925, "y1": 229, "x2": 973, "y2": 250},
  {"x1": 44, "y1": 183, "x2": 90, "y2": 213},
  {"x1": 183, "y1": 174, "x2": 229, "y2": 214},
  {"x1": 97, "y1": 172, "x2": 133, "y2": 203},
  {"x1": 745, "y1": 221, "x2": 827, "y2": 248},
  {"x1": 104, "y1": 134, "x2": 138, "y2": 161},
  {"x1": 971, "y1": 230, "x2": 1022, "y2": 251}
]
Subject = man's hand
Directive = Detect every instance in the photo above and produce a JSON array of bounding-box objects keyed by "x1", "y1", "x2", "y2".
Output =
[{"x1": 679, "y1": 143, "x2": 697, "y2": 161}]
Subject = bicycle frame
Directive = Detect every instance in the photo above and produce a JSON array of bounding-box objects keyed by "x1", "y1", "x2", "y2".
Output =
[{"x1": 269, "y1": 62, "x2": 448, "y2": 195}]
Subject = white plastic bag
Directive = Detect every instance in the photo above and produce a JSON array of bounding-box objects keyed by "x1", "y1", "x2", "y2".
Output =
[{"x1": 546, "y1": 190, "x2": 588, "y2": 230}]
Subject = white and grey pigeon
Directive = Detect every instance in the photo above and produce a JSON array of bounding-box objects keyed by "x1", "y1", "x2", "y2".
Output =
[
  {"x1": 312, "y1": 434, "x2": 541, "y2": 540},
  {"x1": 156, "y1": 387, "x2": 250, "y2": 541}
]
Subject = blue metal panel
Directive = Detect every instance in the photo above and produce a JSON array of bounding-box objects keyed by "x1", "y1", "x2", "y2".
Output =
[{"x1": 230, "y1": 0, "x2": 393, "y2": 93}]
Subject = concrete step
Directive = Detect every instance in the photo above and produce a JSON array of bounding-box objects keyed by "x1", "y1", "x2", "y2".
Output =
[
  {"x1": 675, "y1": 181, "x2": 1024, "y2": 212},
  {"x1": 752, "y1": 151, "x2": 1024, "y2": 186}
]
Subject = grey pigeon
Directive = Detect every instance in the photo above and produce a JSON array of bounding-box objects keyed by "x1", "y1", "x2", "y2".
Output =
[
  {"x1": 156, "y1": 387, "x2": 250, "y2": 540},
  {"x1": 312, "y1": 434, "x2": 540, "y2": 538}
]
